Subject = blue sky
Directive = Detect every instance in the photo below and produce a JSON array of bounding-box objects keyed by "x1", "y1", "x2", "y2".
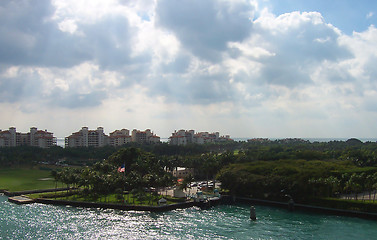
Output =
[
  {"x1": 0, "y1": 0, "x2": 377, "y2": 139},
  {"x1": 267, "y1": 0, "x2": 377, "y2": 34}
]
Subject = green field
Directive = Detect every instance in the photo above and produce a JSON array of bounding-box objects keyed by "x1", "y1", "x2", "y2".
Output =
[{"x1": 0, "y1": 167, "x2": 60, "y2": 191}]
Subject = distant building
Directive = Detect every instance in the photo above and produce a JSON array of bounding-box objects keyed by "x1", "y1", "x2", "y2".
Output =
[
  {"x1": 0, "y1": 127, "x2": 56, "y2": 148},
  {"x1": 65, "y1": 127, "x2": 161, "y2": 147},
  {"x1": 30, "y1": 127, "x2": 56, "y2": 148},
  {"x1": 65, "y1": 127, "x2": 108, "y2": 148},
  {"x1": 131, "y1": 129, "x2": 160, "y2": 144},
  {"x1": 109, "y1": 129, "x2": 131, "y2": 146},
  {"x1": 169, "y1": 130, "x2": 232, "y2": 145},
  {"x1": 171, "y1": 167, "x2": 195, "y2": 179},
  {"x1": 170, "y1": 130, "x2": 194, "y2": 145},
  {"x1": 170, "y1": 135, "x2": 187, "y2": 145},
  {"x1": 0, "y1": 127, "x2": 17, "y2": 147}
]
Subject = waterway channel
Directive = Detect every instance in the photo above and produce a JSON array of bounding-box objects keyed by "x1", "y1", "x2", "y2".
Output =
[{"x1": 1, "y1": 195, "x2": 377, "y2": 239}]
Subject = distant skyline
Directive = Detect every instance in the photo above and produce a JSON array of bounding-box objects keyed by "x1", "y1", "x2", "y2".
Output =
[{"x1": 1, "y1": 0, "x2": 377, "y2": 139}]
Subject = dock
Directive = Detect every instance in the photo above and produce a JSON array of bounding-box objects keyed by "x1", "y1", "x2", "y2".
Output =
[{"x1": 8, "y1": 195, "x2": 36, "y2": 205}]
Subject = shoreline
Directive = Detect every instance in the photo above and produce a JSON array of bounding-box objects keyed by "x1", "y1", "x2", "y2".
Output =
[
  {"x1": 2, "y1": 188, "x2": 220, "y2": 211},
  {"x1": 231, "y1": 196, "x2": 377, "y2": 221},
  {"x1": 3, "y1": 188, "x2": 377, "y2": 220},
  {"x1": 35, "y1": 198, "x2": 196, "y2": 212}
]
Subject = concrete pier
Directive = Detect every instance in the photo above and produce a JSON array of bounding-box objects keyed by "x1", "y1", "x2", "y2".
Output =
[{"x1": 8, "y1": 195, "x2": 35, "y2": 205}]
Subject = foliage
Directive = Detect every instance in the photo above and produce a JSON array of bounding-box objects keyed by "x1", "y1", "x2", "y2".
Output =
[
  {"x1": 3, "y1": 139, "x2": 377, "y2": 209},
  {"x1": 53, "y1": 147, "x2": 176, "y2": 200},
  {"x1": 217, "y1": 159, "x2": 377, "y2": 202},
  {"x1": 2, "y1": 138, "x2": 377, "y2": 169}
]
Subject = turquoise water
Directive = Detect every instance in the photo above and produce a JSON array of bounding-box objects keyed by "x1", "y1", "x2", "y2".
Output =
[{"x1": 1, "y1": 196, "x2": 377, "y2": 239}]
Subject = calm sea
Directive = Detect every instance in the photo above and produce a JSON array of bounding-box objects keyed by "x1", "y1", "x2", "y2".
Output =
[{"x1": 1, "y1": 195, "x2": 377, "y2": 239}]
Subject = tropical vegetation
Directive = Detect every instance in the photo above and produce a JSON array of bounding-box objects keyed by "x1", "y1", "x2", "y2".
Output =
[{"x1": 2, "y1": 138, "x2": 377, "y2": 210}]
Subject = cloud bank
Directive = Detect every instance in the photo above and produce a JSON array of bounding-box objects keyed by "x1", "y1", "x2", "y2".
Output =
[{"x1": 1, "y1": 0, "x2": 377, "y2": 138}]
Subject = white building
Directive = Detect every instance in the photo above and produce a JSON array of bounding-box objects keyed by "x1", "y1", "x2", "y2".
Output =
[
  {"x1": 131, "y1": 129, "x2": 160, "y2": 144},
  {"x1": 30, "y1": 127, "x2": 56, "y2": 148},
  {"x1": 169, "y1": 130, "x2": 232, "y2": 145},
  {"x1": 109, "y1": 129, "x2": 131, "y2": 146},
  {"x1": 171, "y1": 167, "x2": 195, "y2": 179},
  {"x1": 66, "y1": 127, "x2": 161, "y2": 147},
  {"x1": 0, "y1": 127, "x2": 17, "y2": 147},
  {"x1": 170, "y1": 135, "x2": 187, "y2": 145},
  {"x1": 65, "y1": 127, "x2": 108, "y2": 148},
  {"x1": 0, "y1": 127, "x2": 56, "y2": 148}
]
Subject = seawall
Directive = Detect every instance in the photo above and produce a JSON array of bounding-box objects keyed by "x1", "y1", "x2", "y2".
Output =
[
  {"x1": 35, "y1": 198, "x2": 195, "y2": 212},
  {"x1": 5, "y1": 188, "x2": 376, "y2": 219},
  {"x1": 224, "y1": 196, "x2": 377, "y2": 220}
]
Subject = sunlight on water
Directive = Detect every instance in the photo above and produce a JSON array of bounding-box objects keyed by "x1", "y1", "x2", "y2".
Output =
[{"x1": 1, "y1": 196, "x2": 377, "y2": 239}]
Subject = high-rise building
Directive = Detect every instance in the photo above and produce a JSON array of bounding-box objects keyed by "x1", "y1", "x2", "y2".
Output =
[
  {"x1": 0, "y1": 127, "x2": 56, "y2": 148},
  {"x1": 109, "y1": 129, "x2": 131, "y2": 146},
  {"x1": 65, "y1": 127, "x2": 108, "y2": 148},
  {"x1": 131, "y1": 129, "x2": 160, "y2": 144},
  {"x1": 66, "y1": 127, "x2": 160, "y2": 147},
  {"x1": 169, "y1": 130, "x2": 232, "y2": 145}
]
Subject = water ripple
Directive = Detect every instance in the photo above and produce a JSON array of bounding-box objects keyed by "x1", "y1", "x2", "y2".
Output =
[{"x1": 1, "y1": 196, "x2": 377, "y2": 239}]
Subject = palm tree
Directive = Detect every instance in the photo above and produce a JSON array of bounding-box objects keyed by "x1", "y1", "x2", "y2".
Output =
[
  {"x1": 51, "y1": 170, "x2": 61, "y2": 199},
  {"x1": 59, "y1": 168, "x2": 72, "y2": 196},
  {"x1": 181, "y1": 174, "x2": 194, "y2": 197},
  {"x1": 79, "y1": 167, "x2": 91, "y2": 192},
  {"x1": 346, "y1": 174, "x2": 362, "y2": 200},
  {"x1": 364, "y1": 174, "x2": 375, "y2": 200},
  {"x1": 160, "y1": 173, "x2": 176, "y2": 196},
  {"x1": 51, "y1": 170, "x2": 58, "y2": 189},
  {"x1": 324, "y1": 176, "x2": 340, "y2": 197},
  {"x1": 201, "y1": 153, "x2": 219, "y2": 189},
  {"x1": 373, "y1": 173, "x2": 377, "y2": 202},
  {"x1": 340, "y1": 173, "x2": 350, "y2": 198}
]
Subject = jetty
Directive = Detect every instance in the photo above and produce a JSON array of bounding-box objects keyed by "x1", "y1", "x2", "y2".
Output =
[{"x1": 8, "y1": 195, "x2": 35, "y2": 205}]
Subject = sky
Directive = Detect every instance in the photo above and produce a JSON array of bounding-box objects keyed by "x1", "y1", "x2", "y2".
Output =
[{"x1": 1, "y1": 0, "x2": 377, "y2": 139}]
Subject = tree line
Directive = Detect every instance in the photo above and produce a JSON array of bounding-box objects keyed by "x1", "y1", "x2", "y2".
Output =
[
  {"x1": 3, "y1": 138, "x2": 377, "y2": 204},
  {"x1": 216, "y1": 159, "x2": 377, "y2": 202}
]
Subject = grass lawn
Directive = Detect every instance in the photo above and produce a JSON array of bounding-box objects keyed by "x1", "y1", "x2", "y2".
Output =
[
  {"x1": 31, "y1": 190, "x2": 182, "y2": 206},
  {"x1": 0, "y1": 167, "x2": 62, "y2": 191}
]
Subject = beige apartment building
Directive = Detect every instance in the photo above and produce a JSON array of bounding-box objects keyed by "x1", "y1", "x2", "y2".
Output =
[
  {"x1": 131, "y1": 129, "x2": 161, "y2": 144},
  {"x1": 65, "y1": 127, "x2": 161, "y2": 148},
  {"x1": 0, "y1": 127, "x2": 56, "y2": 148},
  {"x1": 109, "y1": 129, "x2": 132, "y2": 146},
  {"x1": 65, "y1": 127, "x2": 108, "y2": 148},
  {"x1": 169, "y1": 129, "x2": 232, "y2": 145}
]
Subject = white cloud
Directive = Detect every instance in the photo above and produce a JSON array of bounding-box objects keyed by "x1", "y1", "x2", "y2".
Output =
[
  {"x1": 57, "y1": 19, "x2": 78, "y2": 34},
  {"x1": 1, "y1": 0, "x2": 377, "y2": 138},
  {"x1": 52, "y1": 0, "x2": 122, "y2": 23}
]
